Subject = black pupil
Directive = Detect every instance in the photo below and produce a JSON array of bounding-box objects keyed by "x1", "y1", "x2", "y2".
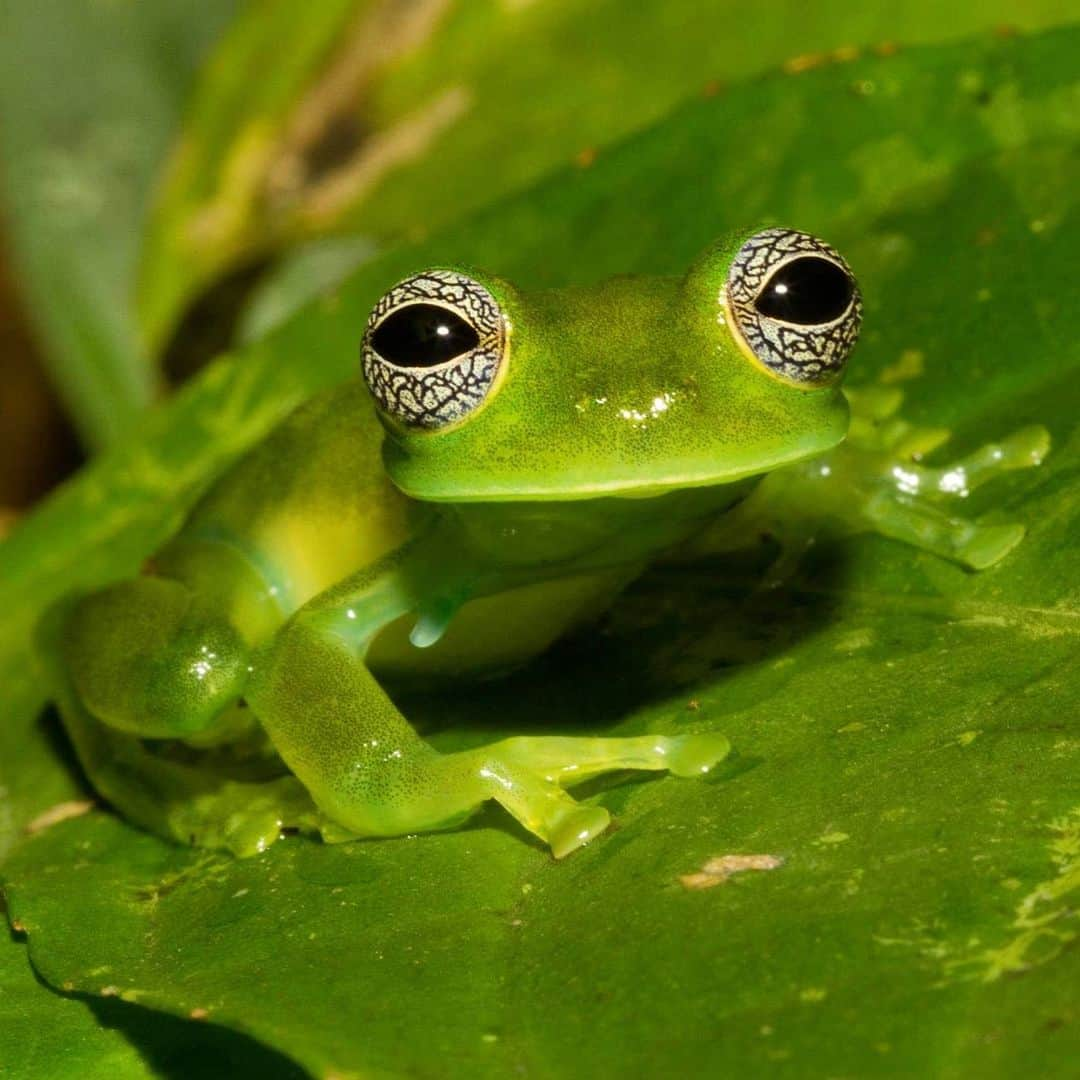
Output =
[
  {"x1": 754, "y1": 256, "x2": 854, "y2": 325},
  {"x1": 371, "y1": 303, "x2": 479, "y2": 367}
]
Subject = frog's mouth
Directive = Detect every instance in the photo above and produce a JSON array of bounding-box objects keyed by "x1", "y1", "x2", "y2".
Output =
[
  {"x1": 389, "y1": 419, "x2": 848, "y2": 503},
  {"x1": 383, "y1": 373, "x2": 851, "y2": 504}
]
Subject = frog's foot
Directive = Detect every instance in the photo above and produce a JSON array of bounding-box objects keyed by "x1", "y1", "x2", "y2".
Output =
[
  {"x1": 179, "y1": 775, "x2": 323, "y2": 856},
  {"x1": 862, "y1": 491, "x2": 1023, "y2": 569},
  {"x1": 760, "y1": 386, "x2": 1052, "y2": 572},
  {"x1": 883, "y1": 424, "x2": 1049, "y2": 500},
  {"x1": 487, "y1": 766, "x2": 612, "y2": 860},
  {"x1": 859, "y1": 423, "x2": 1049, "y2": 569},
  {"x1": 57, "y1": 680, "x2": 322, "y2": 856},
  {"x1": 476, "y1": 731, "x2": 730, "y2": 858}
]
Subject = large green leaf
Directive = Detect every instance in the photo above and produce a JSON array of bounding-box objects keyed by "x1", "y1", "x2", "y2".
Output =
[{"x1": 3, "y1": 26, "x2": 1079, "y2": 1078}]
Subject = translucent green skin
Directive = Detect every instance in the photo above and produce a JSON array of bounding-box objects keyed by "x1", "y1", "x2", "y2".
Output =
[{"x1": 55, "y1": 231, "x2": 1046, "y2": 858}]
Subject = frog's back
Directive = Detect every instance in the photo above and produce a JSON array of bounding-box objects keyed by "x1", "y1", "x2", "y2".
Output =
[{"x1": 165, "y1": 380, "x2": 414, "y2": 612}]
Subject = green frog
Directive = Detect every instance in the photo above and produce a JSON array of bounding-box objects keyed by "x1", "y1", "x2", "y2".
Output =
[{"x1": 53, "y1": 228, "x2": 1048, "y2": 858}]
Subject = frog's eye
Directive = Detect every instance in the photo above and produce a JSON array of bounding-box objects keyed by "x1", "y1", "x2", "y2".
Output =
[
  {"x1": 723, "y1": 228, "x2": 862, "y2": 386},
  {"x1": 361, "y1": 270, "x2": 507, "y2": 429}
]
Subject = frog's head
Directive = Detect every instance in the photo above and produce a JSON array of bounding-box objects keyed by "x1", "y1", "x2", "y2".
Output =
[{"x1": 361, "y1": 228, "x2": 861, "y2": 502}]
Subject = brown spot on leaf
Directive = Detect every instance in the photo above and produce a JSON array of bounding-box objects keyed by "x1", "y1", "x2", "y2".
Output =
[
  {"x1": 783, "y1": 52, "x2": 826, "y2": 75},
  {"x1": 680, "y1": 854, "x2": 784, "y2": 889},
  {"x1": 574, "y1": 146, "x2": 597, "y2": 169}
]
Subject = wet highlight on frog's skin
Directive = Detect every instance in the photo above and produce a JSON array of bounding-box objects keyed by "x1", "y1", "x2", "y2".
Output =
[{"x1": 52, "y1": 228, "x2": 1047, "y2": 859}]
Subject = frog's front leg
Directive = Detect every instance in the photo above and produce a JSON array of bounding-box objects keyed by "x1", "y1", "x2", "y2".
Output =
[
  {"x1": 842, "y1": 387, "x2": 1050, "y2": 569},
  {"x1": 247, "y1": 547, "x2": 729, "y2": 858},
  {"x1": 693, "y1": 388, "x2": 1049, "y2": 582}
]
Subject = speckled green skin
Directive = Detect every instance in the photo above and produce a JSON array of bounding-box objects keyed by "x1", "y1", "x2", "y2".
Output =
[{"x1": 56, "y1": 231, "x2": 1046, "y2": 858}]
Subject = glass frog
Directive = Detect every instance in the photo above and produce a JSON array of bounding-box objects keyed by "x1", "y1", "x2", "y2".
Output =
[{"x1": 52, "y1": 228, "x2": 1048, "y2": 859}]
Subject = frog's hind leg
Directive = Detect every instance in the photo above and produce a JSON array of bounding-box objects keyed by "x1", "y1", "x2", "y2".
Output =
[
  {"x1": 42, "y1": 593, "x2": 321, "y2": 855},
  {"x1": 61, "y1": 576, "x2": 253, "y2": 739},
  {"x1": 246, "y1": 614, "x2": 731, "y2": 859}
]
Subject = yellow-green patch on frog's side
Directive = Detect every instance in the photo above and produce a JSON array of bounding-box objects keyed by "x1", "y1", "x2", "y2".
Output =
[{"x1": 51, "y1": 227, "x2": 1045, "y2": 859}]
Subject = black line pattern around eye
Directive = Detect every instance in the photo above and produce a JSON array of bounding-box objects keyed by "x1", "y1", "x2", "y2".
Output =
[
  {"x1": 725, "y1": 228, "x2": 862, "y2": 384},
  {"x1": 362, "y1": 270, "x2": 505, "y2": 429}
]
